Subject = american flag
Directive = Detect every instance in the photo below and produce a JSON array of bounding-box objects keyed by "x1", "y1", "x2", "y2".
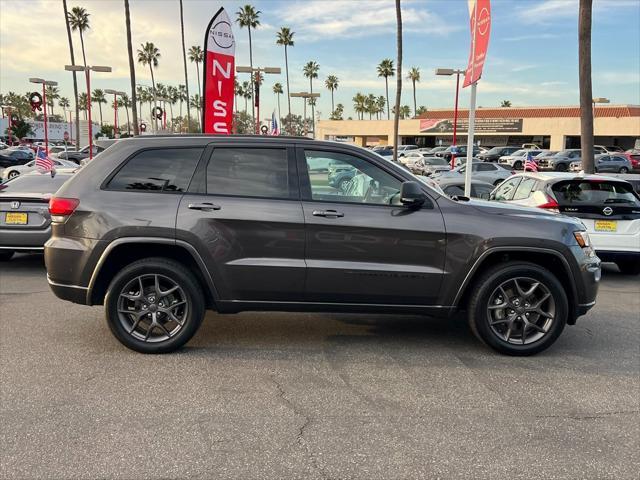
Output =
[
  {"x1": 524, "y1": 151, "x2": 538, "y2": 172},
  {"x1": 269, "y1": 111, "x2": 280, "y2": 136},
  {"x1": 35, "y1": 147, "x2": 55, "y2": 174}
]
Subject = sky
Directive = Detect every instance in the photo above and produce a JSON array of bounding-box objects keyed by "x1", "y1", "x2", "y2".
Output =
[{"x1": 1, "y1": 0, "x2": 639, "y2": 125}]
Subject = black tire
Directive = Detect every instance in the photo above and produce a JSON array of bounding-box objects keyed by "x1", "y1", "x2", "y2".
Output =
[
  {"x1": 7, "y1": 170, "x2": 19, "y2": 179},
  {"x1": 619, "y1": 167, "x2": 629, "y2": 174},
  {"x1": 555, "y1": 163, "x2": 567, "y2": 172},
  {"x1": 468, "y1": 262, "x2": 568, "y2": 356},
  {"x1": 104, "y1": 257, "x2": 205, "y2": 353},
  {"x1": 0, "y1": 250, "x2": 14, "y2": 261},
  {"x1": 513, "y1": 160, "x2": 523, "y2": 170},
  {"x1": 616, "y1": 261, "x2": 640, "y2": 275}
]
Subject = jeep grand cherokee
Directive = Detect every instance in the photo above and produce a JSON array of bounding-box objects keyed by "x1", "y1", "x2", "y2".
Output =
[{"x1": 45, "y1": 136, "x2": 601, "y2": 355}]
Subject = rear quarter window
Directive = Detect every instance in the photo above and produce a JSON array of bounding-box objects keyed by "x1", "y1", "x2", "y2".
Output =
[{"x1": 106, "y1": 148, "x2": 203, "y2": 192}]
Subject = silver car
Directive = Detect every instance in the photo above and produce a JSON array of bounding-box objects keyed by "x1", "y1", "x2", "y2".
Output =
[
  {"x1": 570, "y1": 154, "x2": 632, "y2": 174},
  {"x1": 433, "y1": 161, "x2": 513, "y2": 186},
  {"x1": 0, "y1": 171, "x2": 74, "y2": 261}
]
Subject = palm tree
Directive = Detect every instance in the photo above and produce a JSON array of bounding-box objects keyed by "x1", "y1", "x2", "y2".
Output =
[
  {"x1": 500, "y1": 100, "x2": 512, "y2": 107},
  {"x1": 68, "y1": 6, "x2": 90, "y2": 68},
  {"x1": 124, "y1": 0, "x2": 139, "y2": 135},
  {"x1": 62, "y1": 0, "x2": 80, "y2": 148},
  {"x1": 276, "y1": 27, "x2": 294, "y2": 126},
  {"x1": 237, "y1": 5, "x2": 261, "y2": 131},
  {"x1": 190, "y1": 94, "x2": 201, "y2": 130},
  {"x1": 365, "y1": 94, "x2": 377, "y2": 120},
  {"x1": 166, "y1": 85, "x2": 178, "y2": 130},
  {"x1": 178, "y1": 84, "x2": 187, "y2": 121},
  {"x1": 179, "y1": 0, "x2": 190, "y2": 131},
  {"x1": 416, "y1": 105, "x2": 428, "y2": 116},
  {"x1": 188, "y1": 45, "x2": 204, "y2": 106},
  {"x1": 377, "y1": 58, "x2": 395, "y2": 120},
  {"x1": 234, "y1": 79, "x2": 241, "y2": 114},
  {"x1": 137, "y1": 41, "x2": 160, "y2": 129},
  {"x1": 117, "y1": 93, "x2": 131, "y2": 134},
  {"x1": 325, "y1": 75, "x2": 338, "y2": 113},
  {"x1": 241, "y1": 81, "x2": 251, "y2": 113},
  {"x1": 45, "y1": 85, "x2": 60, "y2": 116},
  {"x1": 352, "y1": 93, "x2": 366, "y2": 120},
  {"x1": 407, "y1": 67, "x2": 420, "y2": 117},
  {"x1": 376, "y1": 96, "x2": 386, "y2": 120},
  {"x1": 59, "y1": 97, "x2": 70, "y2": 111},
  {"x1": 303, "y1": 61, "x2": 319, "y2": 136},
  {"x1": 273, "y1": 83, "x2": 283, "y2": 120},
  {"x1": 92, "y1": 89, "x2": 107, "y2": 125},
  {"x1": 78, "y1": 92, "x2": 89, "y2": 120},
  {"x1": 392, "y1": 0, "x2": 402, "y2": 163}
]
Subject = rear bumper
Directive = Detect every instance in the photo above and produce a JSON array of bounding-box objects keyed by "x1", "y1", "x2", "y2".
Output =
[
  {"x1": 0, "y1": 226, "x2": 51, "y2": 249},
  {"x1": 47, "y1": 276, "x2": 89, "y2": 304},
  {"x1": 595, "y1": 250, "x2": 640, "y2": 263},
  {"x1": 568, "y1": 246, "x2": 601, "y2": 323}
]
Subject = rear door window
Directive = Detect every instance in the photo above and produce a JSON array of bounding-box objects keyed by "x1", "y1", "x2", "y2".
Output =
[
  {"x1": 206, "y1": 147, "x2": 292, "y2": 199},
  {"x1": 513, "y1": 177, "x2": 537, "y2": 200},
  {"x1": 107, "y1": 148, "x2": 202, "y2": 192},
  {"x1": 493, "y1": 177, "x2": 521, "y2": 201},
  {"x1": 551, "y1": 180, "x2": 640, "y2": 206}
]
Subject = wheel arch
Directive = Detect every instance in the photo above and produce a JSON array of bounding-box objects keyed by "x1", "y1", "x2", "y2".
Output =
[
  {"x1": 87, "y1": 238, "x2": 218, "y2": 308},
  {"x1": 454, "y1": 247, "x2": 578, "y2": 324}
]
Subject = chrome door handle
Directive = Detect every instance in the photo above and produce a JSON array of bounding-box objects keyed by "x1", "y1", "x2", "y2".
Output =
[
  {"x1": 312, "y1": 209, "x2": 344, "y2": 218},
  {"x1": 188, "y1": 202, "x2": 221, "y2": 211}
]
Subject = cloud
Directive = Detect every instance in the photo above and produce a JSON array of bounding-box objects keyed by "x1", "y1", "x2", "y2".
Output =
[
  {"x1": 277, "y1": 0, "x2": 461, "y2": 41},
  {"x1": 511, "y1": 65, "x2": 538, "y2": 72},
  {"x1": 503, "y1": 33, "x2": 562, "y2": 42},
  {"x1": 517, "y1": 0, "x2": 640, "y2": 23},
  {"x1": 595, "y1": 72, "x2": 640, "y2": 85}
]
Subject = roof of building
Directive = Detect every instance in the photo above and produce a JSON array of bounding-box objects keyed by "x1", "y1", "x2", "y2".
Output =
[{"x1": 417, "y1": 105, "x2": 640, "y2": 119}]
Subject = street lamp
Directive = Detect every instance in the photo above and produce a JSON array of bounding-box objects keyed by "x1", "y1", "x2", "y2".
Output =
[
  {"x1": 592, "y1": 97, "x2": 610, "y2": 120},
  {"x1": 105, "y1": 89, "x2": 126, "y2": 137},
  {"x1": 436, "y1": 68, "x2": 465, "y2": 169},
  {"x1": 29, "y1": 78, "x2": 58, "y2": 154},
  {"x1": 290, "y1": 92, "x2": 320, "y2": 137},
  {"x1": 236, "y1": 65, "x2": 281, "y2": 134},
  {"x1": 65, "y1": 65, "x2": 112, "y2": 160}
]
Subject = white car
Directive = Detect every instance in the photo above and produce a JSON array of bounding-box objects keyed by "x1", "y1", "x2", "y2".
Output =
[
  {"x1": 498, "y1": 149, "x2": 543, "y2": 169},
  {"x1": 1, "y1": 158, "x2": 78, "y2": 180},
  {"x1": 395, "y1": 145, "x2": 419, "y2": 157}
]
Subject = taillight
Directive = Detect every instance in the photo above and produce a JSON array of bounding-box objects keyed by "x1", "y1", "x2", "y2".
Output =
[
  {"x1": 49, "y1": 197, "x2": 79, "y2": 222},
  {"x1": 537, "y1": 195, "x2": 559, "y2": 211}
]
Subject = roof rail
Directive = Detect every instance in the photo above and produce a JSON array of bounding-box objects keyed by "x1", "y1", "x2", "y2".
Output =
[{"x1": 127, "y1": 133, "x2": 313, "y2": 140}]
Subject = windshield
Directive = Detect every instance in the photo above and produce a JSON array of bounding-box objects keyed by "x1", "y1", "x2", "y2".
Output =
[
  {"x1": 511, "y1": 149, "x2": 528, "y2": 157},
  {"x1": 424, "y1": 157, "x2": 449, "y2": 165},
  {"x1": 551, "y1": 180, "x2": 640, "y2": 206},
  {"x1": 0, "y1": 174, "x2": 72, "y2": 194},
  {"x1": 485, "y1": 147, "x2": 503, "y2": 154},
  {"x1": 554, "y1": 150, "x2": 576, "y2": 157}
]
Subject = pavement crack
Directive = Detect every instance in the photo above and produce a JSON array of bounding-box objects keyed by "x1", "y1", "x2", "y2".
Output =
[{"x1": 270, "y1": 374, "x2": 327, "y2": 480}]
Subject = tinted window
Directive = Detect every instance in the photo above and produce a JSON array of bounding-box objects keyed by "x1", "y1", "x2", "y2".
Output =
[
  {"x1": 444, "y1": 185, "x2": 465, "y2": 197},
  {"x1": 513, "y1": 177, "x2": 537, "y2": 200},
  {"x1": 551, "y1": 180, "x2": 640, "y2": 206},
  {"x1": 305, "y1": 150, "x2": 403, "y2": 206},
  {"x1": 473, "y1": 184, "x2": 494, "y2": 198},
  {"x1": 206, "y1": 148, "x2": 290, "y2": 199},
  {"x1": 108, "y1": 148, "x2": 202, "y2": 192},
  {"x1": 476, "y1": 163, "x2": 495, "y2": 171},
  {"x1": 0, "y1": 174, "x2": 72, "y2": 194}
]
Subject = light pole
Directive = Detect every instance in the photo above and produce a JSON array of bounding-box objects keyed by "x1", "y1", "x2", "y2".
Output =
[
  {"x1": 436, "y1": 68, "x2": 465, "y2": 169},
  {"x1": 157, "y1": 97, "x2": 170, "y2": 131},
  {"x1": 65, "y1": 65, "x2": 112, "y2": 160},
  {"x1": 290, "y1": 92, "x2": 320, "y2": 137},
  {"x1": 237, "y1": 66, "x2": 281, "y2": 134},
  {"x1": 105, "y1": 89, "x2": 126, "y2": 138},
  {"x1": 29, "y1": 78, "x2": 58, "y2": 155},
  {"x1": 592, "y1": 97, "x2": 609, "y2": 124}
]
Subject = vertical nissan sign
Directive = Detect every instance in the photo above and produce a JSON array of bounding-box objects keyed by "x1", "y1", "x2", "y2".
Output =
[
  {"x1": 463, "y1": 0, "x2": 491, "y2": 87},
  {"x1": 203, "y1": 7, "x2": 236, "y2": 134}
]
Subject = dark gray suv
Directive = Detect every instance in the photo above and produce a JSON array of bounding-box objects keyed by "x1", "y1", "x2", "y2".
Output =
[{"x1": 45, "y1": 136, "x2": 601, "y2": 355}]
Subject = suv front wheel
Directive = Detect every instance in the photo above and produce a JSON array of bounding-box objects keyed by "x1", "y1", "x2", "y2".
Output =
[
  {"x1": 105, "y1": 257, "x2": 205, "y2": 353},
  {"x1": 468, "y1": 262, "x2": 568, "y2": 355}
]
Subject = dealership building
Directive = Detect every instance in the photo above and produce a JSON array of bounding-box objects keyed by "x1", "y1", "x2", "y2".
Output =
[{"x1": 316, "y1": 104, "x2": 640, "y2": 151}]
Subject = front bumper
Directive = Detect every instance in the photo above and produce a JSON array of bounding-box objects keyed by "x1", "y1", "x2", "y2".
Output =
[{"x1": 568, "y1": 245, "x2": 601, "y2": 323}]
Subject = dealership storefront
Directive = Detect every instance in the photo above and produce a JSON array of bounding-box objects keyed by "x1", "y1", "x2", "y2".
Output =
[{"x1": 316, "y1": 105, "x2": 640, "y2": 151}]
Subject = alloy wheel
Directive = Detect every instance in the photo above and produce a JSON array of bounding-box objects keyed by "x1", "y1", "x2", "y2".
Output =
[
  {"x1": 486, "y1": 276, "x2": 556, "y2": 345},
  {"x1": 117, "y1": 274, "x2": 189, "y2": 343}
]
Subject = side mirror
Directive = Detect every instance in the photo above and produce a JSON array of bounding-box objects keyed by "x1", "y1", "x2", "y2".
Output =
[{"x1": 400, "y1": 181, "x2": 426, "y2": 207}]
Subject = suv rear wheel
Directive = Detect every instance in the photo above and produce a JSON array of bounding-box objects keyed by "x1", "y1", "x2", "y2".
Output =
[
  {"x1": 105, "y1": 257, "x2": 205, "y2": 353},
  {"x1": 468, "y1": 262, "x2": 568, "y2": 355}
]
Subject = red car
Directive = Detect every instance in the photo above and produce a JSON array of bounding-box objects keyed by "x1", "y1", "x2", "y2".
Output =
[{"x1": 624, "y1": 150, "x2": 640, "y2": 170}]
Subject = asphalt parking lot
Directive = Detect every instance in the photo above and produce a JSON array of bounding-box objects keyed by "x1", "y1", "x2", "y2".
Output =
[{"x1": 1, "y1": 254, "x2": 638, "y2": 479}]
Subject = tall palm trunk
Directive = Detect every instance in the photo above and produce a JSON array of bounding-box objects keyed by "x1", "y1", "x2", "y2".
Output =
[
  {"x1": 392, "y1": 0, "x2": 402, "y2": 162},
  {"x1": 63, "y1": 0, "x2": 80, "y2": 149},
  {"x1": 124, "y1": 0, "x2": 139, "y2": 135},
  {"x1": 149, "y1": 65, "x2": 157, "y2": 130},
  {"x1": 330, "y1": 89, "x2": 335, "y2": 113},
  {"x1": 276, "y1": 93, "x2": 281, "y2": 120},
  {"x1": 248, "y1": 26, "x2": 255, "y2": 132},
  {"x1": 179, "y1": 0, "x2": 191, "y2": 131},
  {"x1": 168, "y1": 103, "x2": 174, "y2": 131},
  {"x1": 196, "y1": 62, "x2": 202, "y2": 105},
  {"x1": 124, "y1": 104, "x2": 130, "y2": 135},
  {"x1": 309, "y1": 77, "x2": 315, "y2": 137},
  {"x1": 412, "y1": 79, "x2": 417, "y2": 118},
  {"x1": 285, "y1": 45, "x2": 291, "y2": 134},
  {"x1": 98, "y1": 103, "x2": 103, "y2": 125},
  {"x1": 579, "y1": 0, "x2": 594, "y2": 173},
  {"x1": 385, "y1": 77, "x2": 390, "y2": 120}
]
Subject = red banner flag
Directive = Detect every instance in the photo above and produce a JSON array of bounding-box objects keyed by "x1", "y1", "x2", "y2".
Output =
[
  {"x1": 203, "y1": 7, "x2": 236, "y2": 134},
  {"x1": 463, "y1": 0, "x2": 491, "y2": 88}
]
